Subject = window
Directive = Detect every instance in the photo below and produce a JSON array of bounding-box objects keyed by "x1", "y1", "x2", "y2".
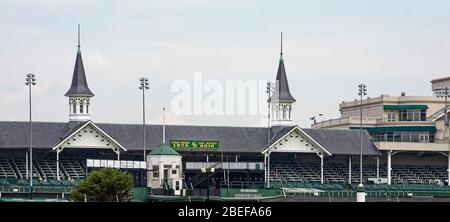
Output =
[
  {"x1": 153, "y1": 172, "x2": 159, "y2": 177},
  {"x1": 388, "y1": 113, "x2": 396, "y2": 122},
  {"x1": 172, "y1": 170, "x2": 177, "y2": 175},
  {"x1": 399, "y1": 109, "x2": 426, "y2": 121},
  {"x1": 80, "y1": 103, "x2": 84, "y2": 113},
  {"x1": 73, "y1": 103, "x2": 76, "y2": 114},
  {"x1": 420, "y1": 109, "x2": 426, "y2": 121},
  {"x1": 86, "y1": 104, "x2": 89, "y2": 113}
]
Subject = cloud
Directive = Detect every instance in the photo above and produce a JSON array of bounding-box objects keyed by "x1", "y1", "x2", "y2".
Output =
[
  {"x1": 86, "y1": 54, "x2": 111, "y2": 72},
  {"x1": 149, "y1": 110, "x2": 187, "y2": 125}
]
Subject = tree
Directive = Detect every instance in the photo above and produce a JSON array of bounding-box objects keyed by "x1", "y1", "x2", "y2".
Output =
[{"x1": 70, "y1": 168, "x2": 134, "y2": 202}]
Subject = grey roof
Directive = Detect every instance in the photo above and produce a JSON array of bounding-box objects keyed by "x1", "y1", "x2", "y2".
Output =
[
  {"x1": 0, "y1": 121, "x2": 380, "y2": 156},
  {"x1": 302, "y1": 128, "x2": 381, "y2": 156},
  {"x1": 269, "y1": 57, "x2": 296, "y2": 103},
  {"x1": 65, "y1": 50, "x2": 94, "y2": 97}
]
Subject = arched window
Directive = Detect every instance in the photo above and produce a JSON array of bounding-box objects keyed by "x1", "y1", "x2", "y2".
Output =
[
  {"x1": 72, "y1": 103, "x2": 77, "y2": 114},
  {"x1": 86, "y1": 104, "x2": 89, "y2": 114},
  {"x1": 80, "y1": 102, "x2": 84, "y2": 113}
]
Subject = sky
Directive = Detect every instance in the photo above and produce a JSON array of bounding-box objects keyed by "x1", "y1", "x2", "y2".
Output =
[{"x1": 1, "y1": 0, "x2": 450, "y2": 128}]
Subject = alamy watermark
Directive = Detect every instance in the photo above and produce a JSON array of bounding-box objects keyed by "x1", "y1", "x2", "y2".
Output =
[{"x1": 170, "y1": 72, "x2": 278, "y2": 117}]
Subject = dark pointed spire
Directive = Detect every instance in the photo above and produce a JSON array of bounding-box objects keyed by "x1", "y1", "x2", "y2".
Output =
[
  {"x1": 65, "y1": 25, "x2": 94, "y2": 97},
  {"x1": 269, "y1": 32, "x2": 296, "y2": 103}
]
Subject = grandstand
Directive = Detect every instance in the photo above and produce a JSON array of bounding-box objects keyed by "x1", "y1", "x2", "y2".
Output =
[
  {"x1": 0, "y1": 157, "x2": 85, "y2": 181},
  {"x1": 1, "y1": 31, "x2": 450, "y2": 202},
  {"x1": 269, "y1": 160, "x2": 448, "y2": 185}
]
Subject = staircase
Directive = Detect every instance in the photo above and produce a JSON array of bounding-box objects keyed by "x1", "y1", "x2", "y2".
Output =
[{"x1": 428, "y1": 105, "x2": 449, "y2": 121}]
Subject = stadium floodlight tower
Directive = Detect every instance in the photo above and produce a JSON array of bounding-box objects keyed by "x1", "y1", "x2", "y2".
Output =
[
  {"x1": 433, "y1": 86, "x2": 450, "y2": 186},
  {"x1": 25, "y1": 73, "x2": 36, "y2": 197},
  {"x1": 139, "y1": 77, "x2": 150, "y2": 162},
  {"x1": 357, "y1": 84, "x2": 367, "y2": 202}
]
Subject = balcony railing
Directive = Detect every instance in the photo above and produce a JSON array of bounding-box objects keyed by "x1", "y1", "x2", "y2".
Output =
[
  {"x1": 313, "y1": 116, "x2": 434, "y2": 128},
  {"x1": 312, "y1": 116, "x2": 380, "y2": 128},
  {"x1": 185, "y1": 162, "x2": 264, "y2": 171}
]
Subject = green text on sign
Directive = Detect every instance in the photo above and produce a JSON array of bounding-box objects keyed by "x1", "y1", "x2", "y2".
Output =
[{"x1": 170, "y1": 140, "x2": 219, "y2": 149}]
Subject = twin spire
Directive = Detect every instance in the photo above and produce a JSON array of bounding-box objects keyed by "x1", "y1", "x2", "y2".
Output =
[
  {"x1": 269, "y1": 32, "x2": 296, "y2": 103},
  {"x1": 65, "y1": 24, "x2": 94, "y2": 97}
]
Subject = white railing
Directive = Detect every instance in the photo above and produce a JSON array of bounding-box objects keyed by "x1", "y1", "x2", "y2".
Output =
[
  {"x1": 312, "y1": 116, "x2": 380, "y2": 128},
  {"x1": 185, "y1": 162, "x2": 264, "y2": 170}
]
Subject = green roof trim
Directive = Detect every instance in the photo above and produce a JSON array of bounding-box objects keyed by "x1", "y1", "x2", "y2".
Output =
[
  {"x1": 383, "y1": 105, "x2": 428, "y2": 110},
  {"x1": 149, "y1": 143, "x2": 180, "y2": 156},
  {"x1": 350, "y1": 126, "x2": 436, "y2": 133}
]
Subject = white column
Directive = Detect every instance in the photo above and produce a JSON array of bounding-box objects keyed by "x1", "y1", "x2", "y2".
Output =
[
  {"x1": 348, "y1": 156, "x2": 352, "y2": 184},
  {"x1": 117, "y1": 151, "x2": 120, "y2": 161},
  {"x1": 376, "y1": 156, "x2": 380, "y2": 180},
  {"x1": 206, "y1": 154, "x2": 209, "y2": 163},
  {"x1": 387, "y1": 150, "x2": 392, "y2": 185},
  {"x1": 264, "y1": 154, "x2": 267, "y2": 183},
  {"x1": 159, "y1": 161, "x2": 164, "y2": 187},
  {"x1": 448, "y1": 152, "x2": 450, "y2": 187},
  {"x1": 25, "y1": 150, "x2": 29, "y2": 179},
  {"x1": 320, "y1": 155, "x2": 324, "y2": 184},
  {"x1": 267, "y1": 152, "x2": 271, "y2": 187},
  {"x1": 56, "y1": 150, "x2": 60, "y2": 181}
]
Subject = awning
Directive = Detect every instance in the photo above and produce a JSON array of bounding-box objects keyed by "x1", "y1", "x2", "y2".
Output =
[{"x1": 383, "y1": 105, "x2": 428, "y2": 110}]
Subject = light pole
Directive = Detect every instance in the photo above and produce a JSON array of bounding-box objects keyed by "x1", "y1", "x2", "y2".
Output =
[
  {"x1": 357, "y1": 84, "x2": 367, "y2": 202},
  {"x1": 201, "y1": 167, "x2": 215, "y2": 201},
  {"x1": 139, "y1": 77, "x2": 149, "y2": 163},
  {"x1": 25, "y1": 73, "x2": 36, "y2": 197},
  {"x1": 265, "y1": 81, "x2": 274, "y2": 188},
  {"x1": 310, "y1": 114, "x2": 324, "y2": 125}
]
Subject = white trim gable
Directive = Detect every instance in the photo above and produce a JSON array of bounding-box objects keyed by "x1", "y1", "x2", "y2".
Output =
[
  {"x1": 52, "y1": 121, "x2": 127, "y2": 153},
  {"x1": 262, "y1": 126, "x2": 332, "y2": 156}
]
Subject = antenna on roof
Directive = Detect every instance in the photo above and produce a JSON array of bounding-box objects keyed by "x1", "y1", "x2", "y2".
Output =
[
  {"x1": 162, "y1": 108, "x2": 166, "y2": 143},
  {"x1": 280, "y1": 32, "x2": 283, "y2": 59},
  {"x1": 77, "y1": 24, "x2": 81, "y2": 53}
]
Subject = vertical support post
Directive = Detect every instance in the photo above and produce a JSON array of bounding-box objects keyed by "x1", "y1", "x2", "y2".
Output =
[
  {"x1": 29, "y1": 81, "x2": 33, "y2": 188},
  {"x1": 26, "y1": 150, "x2": 29, "y2": 179},
  {"x1": 387, "y1": 150, "x2": 392, "y2": 185},
  {"x1": 320, "y1": 154, "x2": 324, "y2": 184},
  {"x1": 264, "y1": 154, "x2": 267, "y2": 183},
  {"x1": 206, "y1": 154, "x2": 209, "y2": 163},
  {"x1": 376, "y1": 156, "x2": 380, "y2": 180},
  {"x1": 56, "y1": 149, "x2": 60, "y2": 181},
  {"x1": 117, "y1": 151, "x2": 120, "y2": 161},
  {"x1": 159, "y1": 161, "x2": 164, "y2": 187},
  {"x1": 142, "y1": 87, "x2": 146, "y2": 162},
  {"x1": 445, "y1": 88, "x2": 449, "y2": 127},
  {"x1": 268, "y1": 153, "x2": 271, "y2": 187},
  {"x1": 448, "y1": 152, "x2": 450, "y2": 187},
  {"x1": 348, "y1": 156, "x2": 352, "y2": 184}
]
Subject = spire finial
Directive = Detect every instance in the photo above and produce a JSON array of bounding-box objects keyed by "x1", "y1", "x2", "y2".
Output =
[
  {"x1": 280, "y1": 32, "x2": 283, "y2": 59},
  {"x1": 77, "y1": 24, "x2": 81, "y2": 53}
]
